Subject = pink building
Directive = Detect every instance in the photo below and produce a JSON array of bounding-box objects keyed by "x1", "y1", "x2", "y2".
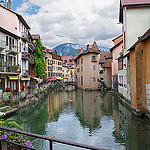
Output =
[{"x1": 110, "y1": 35, "x2": 123, "y2": 92}]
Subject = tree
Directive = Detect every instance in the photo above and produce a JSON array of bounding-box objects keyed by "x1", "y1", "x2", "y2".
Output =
[{"x1": 32, "y1": 38, "x2": 47, "y2": 79}]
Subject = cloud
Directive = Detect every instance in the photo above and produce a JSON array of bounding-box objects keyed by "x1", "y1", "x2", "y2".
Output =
[{"x1": 15, "y1": 0, "x2": 122, "y2": 48}]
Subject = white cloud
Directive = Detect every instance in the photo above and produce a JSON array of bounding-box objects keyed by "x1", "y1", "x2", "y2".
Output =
[{"x1": 15, "y1": 0, "x2": 122, "y2": 48}]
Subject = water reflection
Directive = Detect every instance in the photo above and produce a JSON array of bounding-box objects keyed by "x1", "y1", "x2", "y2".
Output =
[
  {"x1": 10, "y1": 88, "x2": 150, "y2": 150},
  {"x1": 75, "y1": 90, "x2": 102, "y2": 135}
]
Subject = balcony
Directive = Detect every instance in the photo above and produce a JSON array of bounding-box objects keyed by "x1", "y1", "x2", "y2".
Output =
[
  {"x1": 0, "y1": 65, "x2": 20, "y2": 74},
  {"x1": 21, "y1": 32, "x2": 28, "y2": 42},
  {"x1": 22, "y1": 52, "x2": 30, "y2": 60},
  {"x1": 0, "y1": 39, "x2": 5, "y2": 52},
  {"x1": 6, "y1": 44, "x2": 18, "y2": 55},
  {"x1": 29, "y1": 55, "x2": 35, "y2": 64}
]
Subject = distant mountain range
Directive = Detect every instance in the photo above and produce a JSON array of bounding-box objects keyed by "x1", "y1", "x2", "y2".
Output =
[{"x1": 53, "y1": 43, "x2": 110, "y2": 57}]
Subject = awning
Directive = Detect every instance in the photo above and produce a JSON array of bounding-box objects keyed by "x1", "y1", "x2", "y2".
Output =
[
  {"x1": 31, "y1": 77, "x2": 41, "y2": 82},
  {"x1": 9, "y1": 76, "x2": 20, "y2": 80},
  {"x1": 21, "y1": 78, "x2": 30, "y2": 81}
]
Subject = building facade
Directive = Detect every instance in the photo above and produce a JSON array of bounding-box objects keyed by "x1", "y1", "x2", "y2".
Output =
[
  {"x1": 110, "y1": 35, "x2": 123, "y2": 92},
  {"x1": 74, "y1": 41, "x2": 100, "y2": 90}
]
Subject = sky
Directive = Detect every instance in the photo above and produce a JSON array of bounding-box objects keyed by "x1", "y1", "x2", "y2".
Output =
[{"x1": 11, "y1": 0, "x2": 122, "y2": 48}]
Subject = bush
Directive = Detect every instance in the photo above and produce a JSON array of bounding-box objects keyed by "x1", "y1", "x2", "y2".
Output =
[
  {"x1": 40, "y1": 87, "x2": 44, "y2": 94},
  {"x1": 3, "y1": 92, "x2": 12, "y2": 103},
  {"x1": 0, "y1": 118, "x2": 34, "y2": 148},
  {"x1": 20, "y1": 91, "x2": 28, "y2": 100},
  {"x1": 34, "y1": 88, "x2": 40, "y2": 97}
]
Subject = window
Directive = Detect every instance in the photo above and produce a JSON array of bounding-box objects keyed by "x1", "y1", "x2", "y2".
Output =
[
  {"x1": 77, "y1": 60, "x2": 80, "y2": 65},
  {"x1": 118, "y1": 58, "x2": 123, "y2": 70},
  {"x1": 119, "y1": 76, "x2": 123, "y2": 87},
  {"x1": 81, "y1": 67, "x2": 83, "y2": 72},
  {"x1": 6, "y1": 36, "x2": 8, "y2": 46},
  {"x1": 81, "y1": 76, "x2": 83, "y2": 86},
  {"x1": 92, "y1": 56, "x2": 96, "y2": 61},
  {"x1": 81, "y1": 58, "x2": 83, "y2": 64},
  {"x1": 77, "y1": 68, "x2": 80, "y2": 72},
  {"x1": 93, "y1": 77, "x2": 95, "y2": 82},
  {"x1": 93, "y1": 65, "x2": 95, "y2": 70},
  {"x1": 99, "y1": 70, "x2": 103, "y2": 74}
]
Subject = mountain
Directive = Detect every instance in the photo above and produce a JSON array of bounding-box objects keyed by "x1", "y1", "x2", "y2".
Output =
[{"x1": 53, "y1": 43, "x2": 110, "y2": 57}]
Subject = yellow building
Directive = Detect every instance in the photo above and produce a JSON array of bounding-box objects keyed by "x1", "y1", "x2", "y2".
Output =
[{"x1": 49, "y1": 49, "x2": 63, "y2": 80}]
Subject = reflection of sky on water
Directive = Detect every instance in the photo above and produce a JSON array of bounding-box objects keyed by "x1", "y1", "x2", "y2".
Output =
[{"x1": 11, "y1": 88, "x2": 150, "y2": 150}]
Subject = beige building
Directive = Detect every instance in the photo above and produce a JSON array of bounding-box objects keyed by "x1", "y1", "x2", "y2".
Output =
[
  {"x1": 74, "y1": 41, "x2": 100, "y2": 90},
  {"x1": 98, "y1": 52, "x2": 112, "y2": 89},
  {"x1": 44, "y1": 50, "x2": 53, "y2": 78}
]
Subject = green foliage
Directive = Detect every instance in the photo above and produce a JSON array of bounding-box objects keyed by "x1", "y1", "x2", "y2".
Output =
[
  {"x1": 0, "y1": 117, "x2": 34, "y2": 148},
  {"x1": 34, "y1": 88, "x2": 40, "y2": 97},
  {"x1": 3, "y1": 92, "x2": 12, "y2": 103},
  {"x1": 20, "y1": 91, "x2": 28, "y2": 100},
  {"x1": 31, "y1": 38, "x2": 47, "y2": 79}
]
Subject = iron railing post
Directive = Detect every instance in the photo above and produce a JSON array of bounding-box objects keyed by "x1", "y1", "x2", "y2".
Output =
[{"x1": 50, "y1": 140, "x2": 53, "y2": 150}]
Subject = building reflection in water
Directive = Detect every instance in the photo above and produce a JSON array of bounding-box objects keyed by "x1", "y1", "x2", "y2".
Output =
[
  {"x1": 47, "y1": 89, "x2": 75, "y2": 122},
  {"x1": 112, "y1": 94, "x2": 150, "y2": 150}
]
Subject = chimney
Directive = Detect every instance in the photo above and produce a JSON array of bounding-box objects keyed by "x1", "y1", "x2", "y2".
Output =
[
  {"x1": 1, "y1": 1, "x2": 4, "y2": 6},
  {"x1": 5, "y1": 0, "x2": 6, "y2": 6},
  {"x1": 87, "y1": 44, "x2": 89, "y2": 50},
  {"x1": 7, "y1": 0, "x2": 11, "y2": 10}
]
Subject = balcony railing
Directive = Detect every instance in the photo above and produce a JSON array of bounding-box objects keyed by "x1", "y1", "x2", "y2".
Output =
[
  {"x1": 6, "y1": 44, "x2": 18, "y2": 55},
  {"x1": 0, "y1": 65, "x2": 20, "y2": 73},
  {"x1": 21, "y1": 32, "x2": 28, "y2": 42},
  {"x1": 22, "y1": 52, "x2": 30, "y2": 60},
  {"x1": 0, "y1": 39, "x2": 5, "y2": 51}
]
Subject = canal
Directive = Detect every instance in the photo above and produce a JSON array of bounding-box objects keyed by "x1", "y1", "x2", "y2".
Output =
[{"x1": 10, "y1": 87, "x2": 150, "y2": 150}]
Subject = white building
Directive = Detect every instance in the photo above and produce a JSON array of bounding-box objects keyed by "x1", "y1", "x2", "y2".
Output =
[{"x1": 0, "y1": 1, "x2": 32, "y2": 92}]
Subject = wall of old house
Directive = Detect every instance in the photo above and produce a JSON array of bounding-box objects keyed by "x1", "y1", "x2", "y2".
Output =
[
  {"x1": 130, "y1": 42, "x2": 147, "y2": 112},
  {"x1": 145, "y1": 39, "x2": 150, "y2": 113}
]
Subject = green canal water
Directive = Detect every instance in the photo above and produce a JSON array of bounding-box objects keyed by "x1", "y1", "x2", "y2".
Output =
[{"x1": 11, "y1": 87, "x2": 150, "y2": 150}]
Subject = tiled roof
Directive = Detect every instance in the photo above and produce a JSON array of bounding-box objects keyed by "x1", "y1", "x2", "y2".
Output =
[
  {"x1": 31, "y1": 34, "x2": 40, "y2": 40},
  {"x1": 74, "y1": 41, "x2": 100, "y2": 60},
  {"x1": 121, "y1": 0, "x2": 150, "y2": 6},
  {"x1": 99, "y1": 51, "x2": 111, "y2": 64},
  {"x1": 102, "y1": 59, "x2": 111, "y2": 68},
  {"x1": 128, "y1": 28, "x2": 150, "y2": 51}
]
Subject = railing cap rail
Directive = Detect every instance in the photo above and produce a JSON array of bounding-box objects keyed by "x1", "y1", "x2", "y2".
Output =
[{"x1": 0, "y1": 126, "x2": 109, "y2": 150}]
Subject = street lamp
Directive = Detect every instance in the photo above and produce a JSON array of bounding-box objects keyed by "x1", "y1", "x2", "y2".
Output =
[
  {"x1": 17, "y1": 69, "x2": 20, "y2": 99},
  {"x1": 43, "y1": 73, "x2": 44, "y2": 84}
]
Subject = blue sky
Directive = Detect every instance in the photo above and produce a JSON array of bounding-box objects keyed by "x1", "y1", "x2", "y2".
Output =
[
  {"x1": 10, "y1": 0, "x2": 121, "y2": 48},
  {"x1": 12, "y1": 0, "x2": 40, "y2": 15}
]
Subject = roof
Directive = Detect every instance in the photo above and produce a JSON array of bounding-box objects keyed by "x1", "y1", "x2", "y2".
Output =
[
  {"x1": 112, "y1": 34, "x2": 123, "y2": 42},
  {"x1": 102, "y1": 59, "x2": 111, "y2": 68},
  {"x1": 121, "y1": 0, "x2": 150, "y2": 6},
  {"x1": 99, "y1": 51, "x2": 111, "y2": 64},
  {"x1": 128, "y1": 28, "x2": 150, "y2": 51},
  {"x1": 0, "y1": 5, "x2": 30, "y2": 30},
  {"x1": 31, "y1": 34, "x2": 40, "y2": 40},
  {"x1": 92, "y1": 41, "x2": 99, "y2": 51},
  {"x1": 74, "y1": 41, "x2": 100, "y2": 60},
  {"x1": 110, "y1": 40, "x2": 123, "y2": 52},
  {"x1": 0, "y1": 27, "x2": 20, "y2": 39},
  {"x1": 119, "y1": 0, "x2": 150, "y2": 23},
  {"x1": 61, "y1": 56, "x2": 74, "y2": 65}
]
